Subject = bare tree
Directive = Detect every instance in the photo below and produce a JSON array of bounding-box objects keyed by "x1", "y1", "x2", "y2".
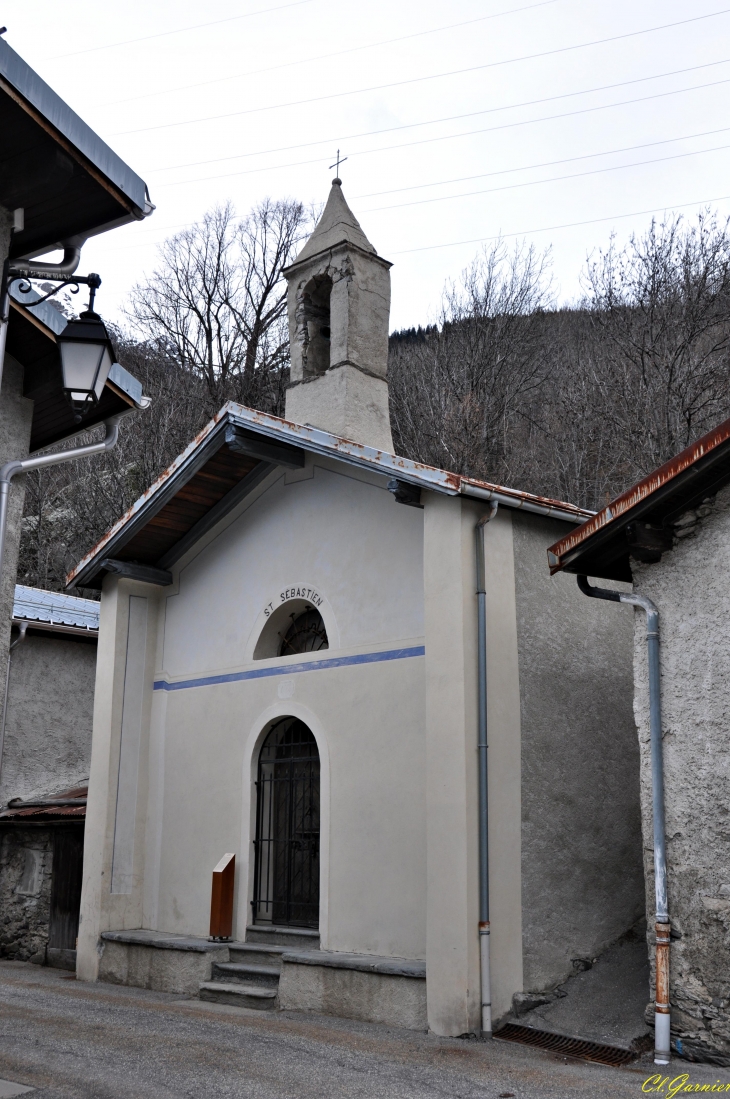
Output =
[
  {"x1": 389, "y1": 239, "x2": 554, "y2": 480},
  {"x1": 128, "y1": 198, "x2": 312, "y2": 411},
  {"x1": 583, "y1": 210, "x2": 730, "y2": 477}
]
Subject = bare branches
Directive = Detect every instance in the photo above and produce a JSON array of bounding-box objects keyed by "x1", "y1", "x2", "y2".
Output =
[
  {"x1": 390, "y1": 239, "x2": 554, "y2": 479},
  {"x1": 127, "y1": 198, "x2": 312, "y2": 411}
]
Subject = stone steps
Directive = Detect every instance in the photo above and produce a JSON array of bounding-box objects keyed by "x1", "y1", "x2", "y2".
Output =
[
  {"x1": 199, "y1": 981, "x2": 278, "y2": 1009},
  {"x1": 198, "y1": 925, "x2": 320, "y2": 1010},
  {"x1": 228, "y1": 943, "x2": 287, "y2": 969},
  {"x1": 245, "y1": 924, "x2": 320, "y2": 950},
  {"x1": 211, "y1": 961, "x2": 280, "y2": 987}
]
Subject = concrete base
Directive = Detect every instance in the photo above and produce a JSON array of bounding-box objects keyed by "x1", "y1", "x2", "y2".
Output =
[
  {"x1": 98, "y1": 930, "x2": 230, "y2": 996},
  {"x1": 505, "y1": 933, "x2": 651, "y2": 1049},
  {"x1": 278, "y1": 951, "x2": 427, "y2": 1030}
]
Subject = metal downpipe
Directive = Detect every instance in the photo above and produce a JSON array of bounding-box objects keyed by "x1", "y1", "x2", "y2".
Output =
[
  {"x1": 476, "y1": 502, "x2": 498, "y2": 1037},
  {"x1": 0, "y1": 416, "x2": 122, "y2": 588},
  {"x1": 577, "y1": 575, "x2": 670, "y2": 1065}
]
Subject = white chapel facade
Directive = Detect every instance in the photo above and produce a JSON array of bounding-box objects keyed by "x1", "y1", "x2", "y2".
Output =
[{"x1": 72, "y1": 181, "x2": 643, "y2": 1035}]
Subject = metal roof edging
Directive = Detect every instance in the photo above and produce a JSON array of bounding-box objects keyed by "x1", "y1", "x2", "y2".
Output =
[
  {"x1": 68, "y1": 414, "x2": 231, "y2": 588},
  {"x1": 0, "y1": 38, "x2": 148, "y2": 214},
  {"x1": 68, "y1": 402, "x2": 592, "y2": 587},
  {"x1": 224, "y1": 407, "x2": 462, "y2": 495},
  {"x1": 550, "y1": 435, "x2": 730, "y2": 573}
]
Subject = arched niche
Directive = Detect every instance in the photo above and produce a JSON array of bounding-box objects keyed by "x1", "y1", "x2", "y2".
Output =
[{"x1": 253, "y1": 599, "x2": 328, "y2": 660}]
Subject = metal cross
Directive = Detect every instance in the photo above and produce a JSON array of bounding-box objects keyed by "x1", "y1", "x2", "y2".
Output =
[{"x1": 329, "y1": 149, "x2": 347, "y2": 178}]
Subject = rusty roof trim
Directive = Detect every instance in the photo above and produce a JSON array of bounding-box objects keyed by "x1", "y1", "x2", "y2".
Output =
[
  {"x1": 547, "y1": 415, "x2": 730, "y2": 575},
  {"x1": 67, "y1": 402, "x2": 590, "y2": 589},
  {"x1": 0, "y1": 784, "x2": 87, "y2": 821}
]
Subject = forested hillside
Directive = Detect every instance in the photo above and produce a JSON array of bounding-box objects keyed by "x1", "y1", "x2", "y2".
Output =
[{"x1": 17, "y1": 205, "x2": 730, "y2": 593}]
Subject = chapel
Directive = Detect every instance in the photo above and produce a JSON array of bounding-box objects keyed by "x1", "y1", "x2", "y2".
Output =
[{"x1": 72, "y1": 179, "x2": 643, "y2": 1036}]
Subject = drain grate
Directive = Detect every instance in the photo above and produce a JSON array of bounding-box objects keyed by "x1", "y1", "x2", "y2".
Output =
[{"x1": 494, "y1": 1023, "x2": 638, "y2": 1067}]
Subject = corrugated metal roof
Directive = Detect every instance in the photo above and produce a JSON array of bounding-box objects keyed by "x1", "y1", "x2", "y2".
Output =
[
  {"x1": 13, "y1": 584, "x2": 99, "y2": 631},
  {"x1": 0, "y1": 785, "x2": 87, "y2": 821},
  {"x1": 67, "y1": 402, "x2": 593, "y2": 590},
  {"x1": 547, "y1": 414, "x2": 730, "y2": 580}
]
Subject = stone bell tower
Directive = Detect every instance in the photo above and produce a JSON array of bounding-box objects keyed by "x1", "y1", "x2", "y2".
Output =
[{"x1": 283, "y1": 178, "x2": 394, "y2": 452}]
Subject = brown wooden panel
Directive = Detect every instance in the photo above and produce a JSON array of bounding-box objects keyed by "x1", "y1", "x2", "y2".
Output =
[{"x1": 118, "y1": 448, "x2": 259, "y2": 565}]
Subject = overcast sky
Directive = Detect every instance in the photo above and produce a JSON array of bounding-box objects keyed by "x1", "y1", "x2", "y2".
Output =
[{"x1": 6, "y1": 0, "x2": 730, "y2": 329}]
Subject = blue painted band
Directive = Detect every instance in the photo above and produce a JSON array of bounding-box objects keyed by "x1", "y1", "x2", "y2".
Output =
[{"x1": 154, "y1": 645, "x2": 425, "y2": 693}]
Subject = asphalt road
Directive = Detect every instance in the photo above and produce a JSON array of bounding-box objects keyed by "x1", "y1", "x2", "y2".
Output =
[{"x1": 0, "y1": 961, "x2": 722, "y2": 1098}]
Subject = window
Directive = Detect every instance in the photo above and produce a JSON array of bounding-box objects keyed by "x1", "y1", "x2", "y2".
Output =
[
  {"x1": 253, "y1": 601, "x2": 329, "y2": 660},
  {"x1": 279, "y1": 609, "x2": 328, "y2": 656}
]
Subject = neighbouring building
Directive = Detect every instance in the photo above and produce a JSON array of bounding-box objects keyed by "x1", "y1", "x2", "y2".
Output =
[
  {"x1": 70, "y1": 180, "x2": 644, "y2": 1036},
  {"x1": 547, "y1": 418, "x2": 730, "y2": 1064},
  {"x1": 0, "y1": 35, "x2": 152, "y2": 749},
  {"x1": 0, "y1": 584, "x2": 99, "y2": 968}
]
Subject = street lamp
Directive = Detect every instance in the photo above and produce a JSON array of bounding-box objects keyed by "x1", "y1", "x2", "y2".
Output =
[
  {"x1": 57, "y1": 299, "x2": 115, "y2": 420},
  {"x1": 1, "y1": 266, "x2": 117, "y2": 422}
]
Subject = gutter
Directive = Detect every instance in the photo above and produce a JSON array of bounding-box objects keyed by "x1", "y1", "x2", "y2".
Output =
[{"x1": 577, "y1": 576, "x2": 671, "y2": 1066}]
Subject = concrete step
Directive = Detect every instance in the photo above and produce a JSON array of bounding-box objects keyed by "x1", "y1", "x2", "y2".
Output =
[
  {"x1": 229, "y1": 943, "x2": 286, "y2": 969},
  {"x1": 199, "y1": 981, "x2": 278, "y2": 1010},
  {"x1": 246, "y1": 924, "x2": 320, "y2": 950},
  {"x1": 212, "y1": 962, "x2": 280, "y2": 987}
]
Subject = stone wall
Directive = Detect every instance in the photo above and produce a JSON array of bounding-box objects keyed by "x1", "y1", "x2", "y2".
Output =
[
  {"x1": 512, "y1": 513, "x2": 645, "y2": 993},
  {"x1": 0, "y1": 827, "x2": 52, "y2": 963},
  {"x1": 632, "y1": 485, "x2": 730, "y2": 1062},
  {"x1": 0, "y1": 632, "x2": 97, "y2": 805}
]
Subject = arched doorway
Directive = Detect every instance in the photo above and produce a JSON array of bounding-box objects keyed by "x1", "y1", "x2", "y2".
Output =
[{"x1": 252, "y1": 717, "x2": 320, "y2": 929}]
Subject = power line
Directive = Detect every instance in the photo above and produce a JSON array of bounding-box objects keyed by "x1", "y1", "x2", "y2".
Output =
[
  {"x1": 99, "y1": 0, "x2": 560, "y2": 110},
  {"x1": 111, "y1": 8, "x2": 730, "y2": 137},
  {"x1": 355, "y1": 125, "x2": 730, "y2": 200},
  {"x1": 390, "y1": 195, "x2": 730, "y2": 255},
  {"x1": 47, "y1": 0, "x2": 317, "y2": 61},
  {"x1": 146, "y1": 57, "x2": 730, "y2": 176},
  {"x1": 150, "y1": 75, "x2": 730, "y2": 190},
  {"x1": 363, "y1": 143, "x2": 730, "y2": 214}
]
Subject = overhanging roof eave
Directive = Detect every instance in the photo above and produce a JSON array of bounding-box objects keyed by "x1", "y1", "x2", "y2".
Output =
[
  {"x1": 0, "y1": 39, "x2": 148, "y2": 215},
  {"x1": 67, "y1": 403, "x2": 591, "y2": 590}
]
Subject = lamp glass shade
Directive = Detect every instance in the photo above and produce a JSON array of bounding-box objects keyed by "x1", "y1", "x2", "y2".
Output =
[
  {"x1": 59, "y1": 341, "x2": 112, "y2": 402},
  {"x1": 57, "y1": 311, "x2": 115, "y2": 410}
]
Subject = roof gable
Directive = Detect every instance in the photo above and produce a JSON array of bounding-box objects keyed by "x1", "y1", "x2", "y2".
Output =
[{"x1": 68, "y1": 403, "x2": 592, "y2": 590}]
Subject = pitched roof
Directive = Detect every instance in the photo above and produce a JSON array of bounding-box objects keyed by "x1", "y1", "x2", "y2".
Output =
[
  {"x1": 547, "y1": 415, "x2": 730, "y2": 581},
  {"x1": 0, "y1": 38, "x2": 153, "y2": 258},
  {"x1": 13, "y1": 585, "x2": 99, "y2": 633},
  {"x1": 67, "y1": 402, "x2": 592, "y2": 591},
  {"x1": 0, "y1": 785, "x2": 87, "y2": 822},
  {"x1": 293, "y1": 179, "x2": 379, "y2": 264}
]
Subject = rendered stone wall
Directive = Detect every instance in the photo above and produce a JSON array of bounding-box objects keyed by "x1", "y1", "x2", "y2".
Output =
[
  {"x1": 0, "y1": 633, "x2": 97, "y2": 806},
  {"x1": 0, "y1": 828, "x2": 52, "y2": 962},
  {"x1": 632, "y1": 486, "x2": 730, "y2": 1062},
  {"x1": 512, "y1": 513, "x2": 645, "y2": 994}
]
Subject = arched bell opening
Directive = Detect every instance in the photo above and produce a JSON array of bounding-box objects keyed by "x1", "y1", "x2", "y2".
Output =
[
  {"x1": 252, "y1": 716, "x2": 320, "y2": 929},
  {"x1": 300, "y1": 274, "x2": 332, "y2": 377}
]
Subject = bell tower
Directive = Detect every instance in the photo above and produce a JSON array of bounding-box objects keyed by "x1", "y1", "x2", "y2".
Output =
[{"x1": 283, "y1": 178, "x2": 394, "y2": 452}]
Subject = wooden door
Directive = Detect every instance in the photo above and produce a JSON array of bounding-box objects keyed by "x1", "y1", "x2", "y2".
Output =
[{"x1": 49, "y1": 828, "x2": 84, "y2": 950}]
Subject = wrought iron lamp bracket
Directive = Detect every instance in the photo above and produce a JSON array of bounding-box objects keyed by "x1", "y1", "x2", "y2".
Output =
[{"x1": 6, "y1": 269, "x2": 101, "y2": 311}]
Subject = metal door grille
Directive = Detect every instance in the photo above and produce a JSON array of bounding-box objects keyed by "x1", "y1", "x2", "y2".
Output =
[{"x1": 252, "y1": 717, "x2": 320, "y2": 928}]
